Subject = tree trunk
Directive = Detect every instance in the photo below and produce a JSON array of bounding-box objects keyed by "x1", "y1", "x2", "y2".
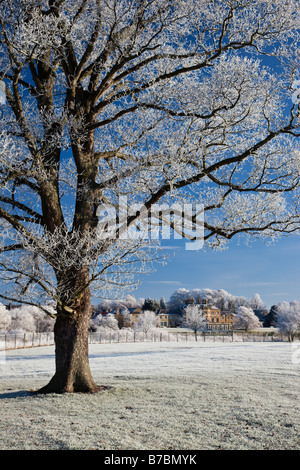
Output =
[{"x1": 37, "y1": 269, "x2": 102, "y2": 394}]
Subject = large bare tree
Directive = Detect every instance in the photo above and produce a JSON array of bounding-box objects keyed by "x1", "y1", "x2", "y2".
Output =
[{"x1": 0, "y1": 0, "x2": 299, "y2": 393}]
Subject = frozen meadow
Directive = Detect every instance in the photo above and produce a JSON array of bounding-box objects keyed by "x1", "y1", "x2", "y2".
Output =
[{"x1": 0, "y1": 340, "x2": 299, "y2": 450}]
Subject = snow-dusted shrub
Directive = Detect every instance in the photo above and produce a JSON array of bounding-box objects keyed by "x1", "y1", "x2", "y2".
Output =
[
  {"x1": 0, "y1": 303, "x2": 11, "y2": 332},
  {"x1": 182, "y1": 305, "x2": 207, "y2": 339},
  {"x1": 5, "y1": 305, "x2": 55, "y2": 334},
  {"x1": 90, "y1": 313, "x2": 119, "y2": 331},
  {"x1": 9, "y1": 307, "x2": 36, "y2": 334},
  {"x1": 234, "y1": 306, "x2": 262, "y2": 331},
  {"x1": 118, "y1": 307, "x2": 132, "y2": 328},
  {"x1": 134, "y1": 310, "x2": 159, "y2": 334},
  {"x1": 30, "y1": 305, "x2": 55, "y2": 332},
  {"x1": 277, "y1": 301, "x2": 300, "y2": 342}
]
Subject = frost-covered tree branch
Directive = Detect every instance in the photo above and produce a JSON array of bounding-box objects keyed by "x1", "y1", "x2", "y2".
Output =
[{"x1": 0, "y1": 0, "x2": 299, "y2": 393}]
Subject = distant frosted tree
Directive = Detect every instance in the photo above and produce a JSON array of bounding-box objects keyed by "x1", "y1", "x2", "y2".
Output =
[
  {"x1": 30, "y1": 305, "x2": 56, "y2": 332},
  {"x1": 250, "y1": 294, "x2": 265, "y2": 311},
  {"x1": 135, "y1": 310, "x2": 158, "y2": 334},
  {"x1": 277, "y1": 301, "x2": 300, "y2": 341},
  {"x1": 234, "y1": 306, "x2": 262, "y2": 331},
  {"x1": 183, "y1": 305, "x2": 207, "y2": 340},
  {"x1": 119, "y1": 307, "x2": 132, "y2": 328},
  {"x1": 92, "y1": 313, "x2": 119, "y2": 331},
  {"x1": 0, "y1": 303, "x2": 11, "y2": 332},
  {"x1": 123, "y1": 295, "x2": 138, "y2": 309},
  {"x1": 167, "y1": 287, "x2": 263, "y2": 313},
  {"x1": 167, "y1": 289, "x2": 191, "y2": 312},
  {"x1": 9, "y1": 307, "x2": 36, "y2": 333},
  {"x1": 234, "y1": 296, "x2": 251, "y2": 311}
]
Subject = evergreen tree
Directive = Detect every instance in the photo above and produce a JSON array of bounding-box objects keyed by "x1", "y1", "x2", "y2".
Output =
[
  {"x1": 265, "y1": 305, "x2": 280, "y2": 327},
  {"x1": 143, "y1": 298, "x2": 160, "y2": 312}
]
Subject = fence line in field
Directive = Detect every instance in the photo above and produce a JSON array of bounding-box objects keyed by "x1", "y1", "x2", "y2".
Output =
[
  {"x1": 0, "y1": 329, "x2": 288, "y2": 351},
  {"x1": 0, "y1": 332, "x2": 55, "y2": 350},
  {"x1": 88, "y1": 329, "x2": 287, "y2": 345}
]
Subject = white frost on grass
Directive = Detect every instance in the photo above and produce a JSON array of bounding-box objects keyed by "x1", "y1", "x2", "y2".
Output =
[{"x1": 0, "y1": 341, "x2": 299, "y2": 450}]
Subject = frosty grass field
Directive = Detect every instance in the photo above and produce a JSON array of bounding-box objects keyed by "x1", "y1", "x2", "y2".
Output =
[{"x1": 0, "y1": 340, "x2": 299, "y2": 450}]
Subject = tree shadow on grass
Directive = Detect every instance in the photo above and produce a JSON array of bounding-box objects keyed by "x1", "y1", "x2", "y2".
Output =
[
  {"x1": 0, "y1": 390, "x2": 32, "y2": 399},
  {"x1": 0, "y1": 385, "x2": 113, "y2": 398}
]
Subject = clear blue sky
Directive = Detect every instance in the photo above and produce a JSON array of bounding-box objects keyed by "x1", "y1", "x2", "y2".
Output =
[{"x1": 130, "y1": 234, "x2": 300, "y2": 309}]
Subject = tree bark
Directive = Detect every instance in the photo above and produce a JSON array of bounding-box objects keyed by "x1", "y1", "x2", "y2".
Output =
[{"x1": 37, "y1": 269, "x2": 102, "y2": 394}]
